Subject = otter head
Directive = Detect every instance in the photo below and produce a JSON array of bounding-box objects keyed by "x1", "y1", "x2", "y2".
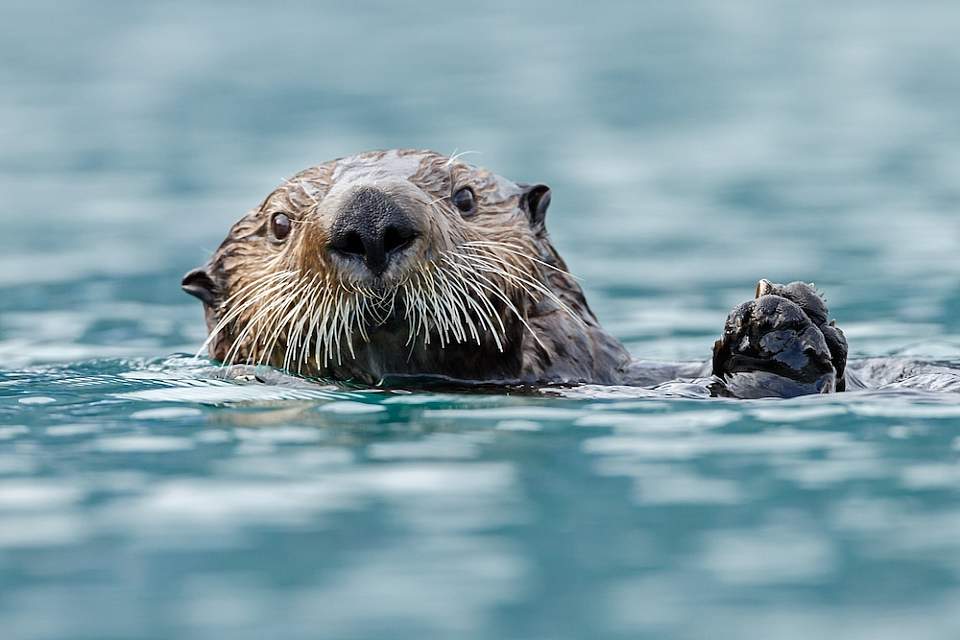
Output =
[
  {"x1": 182, "y1": 149, "x2": 625, "y2": 385},
  {"x1": 712, "y1": 280, "x2": 848, "y2": 398}
]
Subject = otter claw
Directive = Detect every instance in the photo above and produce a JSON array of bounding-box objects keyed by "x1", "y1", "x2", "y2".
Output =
[{"x1": 755, "y1": 279, "x2": 775, "y2": 299}]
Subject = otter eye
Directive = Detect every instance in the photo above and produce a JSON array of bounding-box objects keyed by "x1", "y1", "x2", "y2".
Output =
[
  {"x1": 271, "y1": 212, "x2": 292, "y2": 240},
  {"x1": 452, "y1": 187, "x2": 477, "y2": 215}
]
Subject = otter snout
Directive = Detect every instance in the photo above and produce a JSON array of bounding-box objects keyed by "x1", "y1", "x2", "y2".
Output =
[{"x1": 328, "y1": 187, "x2": 420, "y2": 277}]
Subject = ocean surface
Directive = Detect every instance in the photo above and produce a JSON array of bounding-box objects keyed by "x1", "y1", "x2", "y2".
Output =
[{"x1": 2, "y1": 1, "x2": 960, "y2": 638}]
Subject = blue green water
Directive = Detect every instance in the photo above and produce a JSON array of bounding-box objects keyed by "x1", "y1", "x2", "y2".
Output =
[{"x1": 3, "y1": 1, "x2": 960, "y2": 638}]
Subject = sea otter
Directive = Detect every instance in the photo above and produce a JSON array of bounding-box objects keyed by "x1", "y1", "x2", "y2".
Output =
[{"x1": 181, "y1": 149, "x2": 955, "y2": 398}]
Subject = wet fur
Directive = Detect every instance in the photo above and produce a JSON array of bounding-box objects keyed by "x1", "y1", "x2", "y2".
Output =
[{"x1": 189, "y1": 149, "x2": 631, "y2": 385}]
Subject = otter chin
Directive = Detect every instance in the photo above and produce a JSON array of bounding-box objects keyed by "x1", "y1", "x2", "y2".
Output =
[{"x1": 182, "y1": 149, "x2": 630, "y2": 386}]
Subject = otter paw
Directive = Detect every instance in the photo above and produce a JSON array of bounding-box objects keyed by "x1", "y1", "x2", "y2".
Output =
[{"x1": 712, "y1": 280, "x2": 847, "y2": 398}]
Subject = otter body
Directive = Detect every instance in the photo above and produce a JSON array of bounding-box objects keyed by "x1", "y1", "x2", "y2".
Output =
[{"x1": 183, "y1": 149, "x2": 959, "y2": 398}]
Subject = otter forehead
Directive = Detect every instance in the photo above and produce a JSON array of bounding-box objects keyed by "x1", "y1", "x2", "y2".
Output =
[
  {"x1": 331, "y1": 149, "x2": 426, "y2": 184},
  {"x1": 318, "y1": 149, "x2": 522, "y2": 201}
]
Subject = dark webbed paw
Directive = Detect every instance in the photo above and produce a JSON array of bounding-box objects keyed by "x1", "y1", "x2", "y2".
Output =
[{"x1": 712, "y1": 280, "x2": 848, "y2": 398}]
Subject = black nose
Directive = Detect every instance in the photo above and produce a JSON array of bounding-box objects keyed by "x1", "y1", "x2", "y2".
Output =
[{"x1": 328, "y1": 187, "x2": 419, "y2": 276}]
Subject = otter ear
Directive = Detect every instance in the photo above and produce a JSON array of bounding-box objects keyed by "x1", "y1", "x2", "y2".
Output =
[
  {"x1": 519, "y1": 183, "x2": 551, "y2": 228},
  {"x1": 181, "y1": 267, "x2": 218, "y2": 307}
]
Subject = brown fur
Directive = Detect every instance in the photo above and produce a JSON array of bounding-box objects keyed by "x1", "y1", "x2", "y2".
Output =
[{"x1": 185, "y1": 149, "x2": 631, "y2": 385}]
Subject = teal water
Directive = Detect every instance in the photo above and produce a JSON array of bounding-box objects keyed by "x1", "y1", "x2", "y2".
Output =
[{"x1": 3, "y1": 1, "x2": 960, "y2": 638}]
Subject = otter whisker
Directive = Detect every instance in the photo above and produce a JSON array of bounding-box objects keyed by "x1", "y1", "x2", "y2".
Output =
[
  {"x1": 444, "y1": 258, "x2": 547, "y2": 350},
  {"x1": 231, "y1": 290, "x2": 298, "y2": 367},
  {"x1": 412, "y1": 268, "x2": 440, "y2": 348},
  {"x1": 293, "y1": 277, "x2": 328, "y2": 372},
  {"x1": 434, "y1": 268, "x2": 468, "y2": 347},
  {"x1": 283, "y1": 297, "x2": 309, "y2": 373},
  {"x1": 253, "y1": 278, "x2": 309, "y2": 366},
  {"x1": 453, "y1": 251, "x2": 584, "y2": 328},
  {"x1": 442, "y1": 261, "x2": 489, "y2": 346},
  {"x1": 439, "y1": 255, "x2": 505, "y2": 350},
  {"x1": 445, "y1": 149, "x2": 481, "y2": 167},
  {"x1": 401, "y1": 273, "x2": 420, "y2": 350},
  {"x1": 198, "y1": 271, "x2": 298, "y2": 362},
  {"x1": 218, "y1": 269, "x2": 296, "y2": 310},
  {"x1": 341, "y1": 294, "x2": 358, "y2": 361},
  {"x1": 403, "y1": 286, "x2": 426, "y2": 361},
  {"x1": 223, "y1": 267, "x2": 304, "y2": 366},
  {"x1": 417, "y1": 267, "x2": 451, "y2": 348},
  {"x1": 318, "y1": 290, "x2": 337, "y2": 366},
  {"x1": 337, "y1": 281, "x2": 360, "y2": 363},
  {"x1": 222, "y1": 289, "x2": 293, "y2": 368},
  {"x1": 425, "y1": 272, "x2": 451, "y2": 348},
  {"x1": 316, "y1": 286, "x2": 335, "y2": 367},
  {"x1": 463, "y1": 240, "x2": 579, "y2": 278},
  {"x1": 296, "y1": 180, "x2": 320, "y2": 206},
  {"x1": 434, "y1": 266, "x2": 481, "y2": 346},
  {"x1": 326, "y1": 289, "x2": 346, "y2": 365},
  {"x1": 402, "y1": 270, "x2": 429, "y2": 349},
  {"x1": 208, "y1": 241, "x2": 567, "y2": 373},
  {"x1": 308, "y1": 282, "x2": 333, "y2": 366},
  {"x1": 282, "y1": 281, "x2": 311, "y2": 372},
  {"x1": 336, "y1": 291, "x2": 356, "y2": 365},
  {"x1": 451, "y1": 283, "x2": 505, "y2": 350},
  {"x1": 255, "y1": 277, "x2": 312, "y2": 367},
  {"x1": 196, "y1": 271, "x2": 294, "y2": 357},
  {"x1": 324, "y1": 288, "x2": 349, "y2": 366},
  {"x1": 442, "y1": 279, "x2": 469, "y2": 345},
  {"x1": 319, "y1": 283, "x2": 344, "y2": 366},
  {"x1": 355, "y1": 295, "x2": 372, "y2": 343},
  {"x1": 429, "y1": 267, "x2": 468, "y2": 345},
  {"x1": 264, "y1": 272, "x2": 320, "y2": 370}
]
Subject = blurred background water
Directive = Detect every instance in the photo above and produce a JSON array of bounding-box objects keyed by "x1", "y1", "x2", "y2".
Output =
[{"x1": 2, "y1": 1, "x2": 960, "y2": 638}]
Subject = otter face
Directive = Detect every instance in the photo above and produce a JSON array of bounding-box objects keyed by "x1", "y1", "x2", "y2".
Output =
[
  {"x1": 181, "y1": 149, "x2": 606, "y2": 384},
  {"x1": 712, "y1": 280, "x2": 848, "y2": 398}
]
